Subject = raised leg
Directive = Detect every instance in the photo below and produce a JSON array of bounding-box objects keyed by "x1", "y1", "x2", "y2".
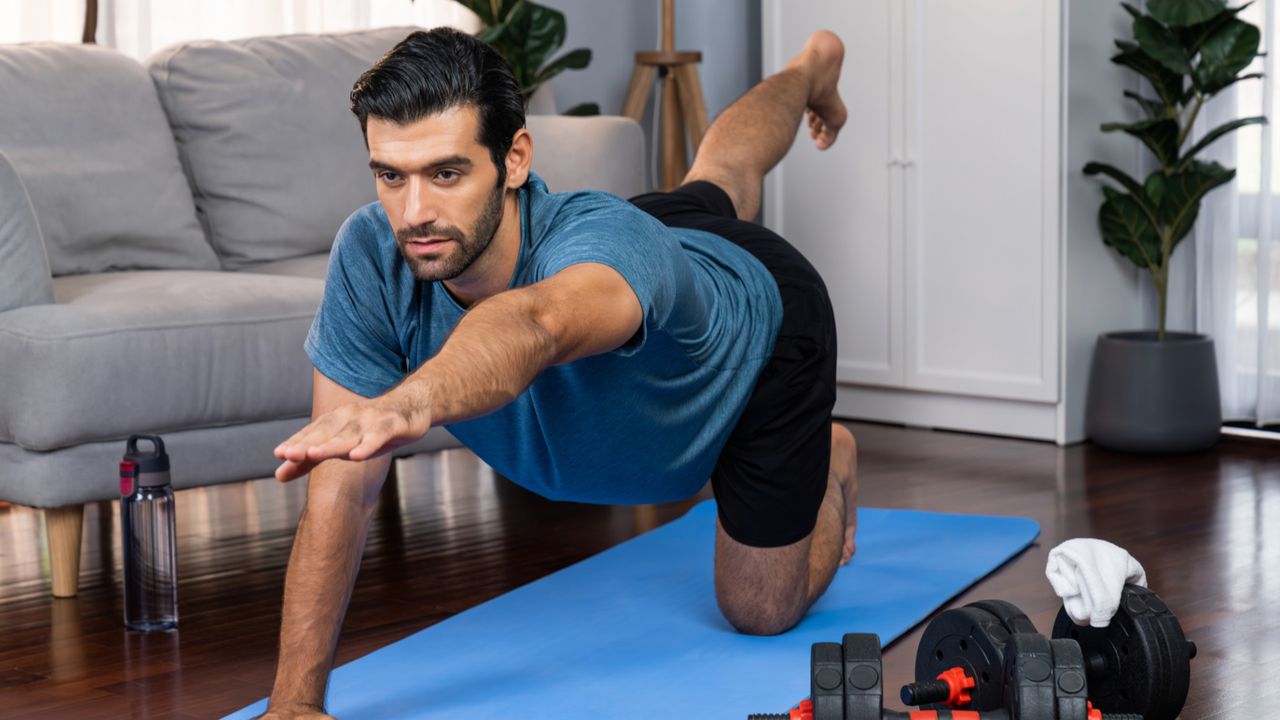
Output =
[
  {"x1": 684, "y1": 30, "x2": 847, "y2": 220},
  {"x1": 714, "y1": 424, "x2": 859, "y2": 635},
  {"x1": 45, "y1": 504, "x2": 85, "y2": 598}
]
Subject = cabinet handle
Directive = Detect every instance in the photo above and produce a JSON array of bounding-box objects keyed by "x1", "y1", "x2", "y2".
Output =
[{"x1": 887, "y1": 158, "x2": 916, "y2": 167}]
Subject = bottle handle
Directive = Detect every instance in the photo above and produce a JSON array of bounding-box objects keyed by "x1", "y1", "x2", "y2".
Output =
[{"x1": 127, "y1": 434, "x2": 167, "y2": 460}]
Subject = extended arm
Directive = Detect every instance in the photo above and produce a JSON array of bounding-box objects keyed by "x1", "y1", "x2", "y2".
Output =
[{"x1": 273, "y1": 262, "x2": 642, "y2": 481}]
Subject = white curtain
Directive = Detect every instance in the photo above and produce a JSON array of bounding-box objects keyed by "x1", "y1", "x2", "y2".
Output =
[
  {"x1": 1, "y1": 0, "x2": 479, "y2": 57},
  {"x1": 1163, "y1": 0, "x2": 1280, "y2": 427}
]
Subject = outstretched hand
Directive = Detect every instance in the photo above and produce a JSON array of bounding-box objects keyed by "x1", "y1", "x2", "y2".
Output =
[{"x1": 273, "y1": 392, "x2": 432, "y2": 482}]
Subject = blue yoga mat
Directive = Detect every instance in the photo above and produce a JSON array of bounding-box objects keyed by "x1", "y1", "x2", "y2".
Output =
[{"x1": 225, "y1": 501, "x2": 1038, "y2": 719}]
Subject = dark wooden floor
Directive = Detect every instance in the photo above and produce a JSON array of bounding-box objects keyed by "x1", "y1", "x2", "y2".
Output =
[{"x1": 0, "y1": 421, "x2": 1276, "y2": 719}]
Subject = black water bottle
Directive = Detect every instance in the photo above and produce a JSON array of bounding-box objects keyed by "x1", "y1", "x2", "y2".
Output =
[{"x1": 119, "y1": 435, "x2": 178, "y2": 631}]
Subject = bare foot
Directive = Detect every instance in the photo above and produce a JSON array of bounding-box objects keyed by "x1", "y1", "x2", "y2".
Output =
[
  {"x1": 787, "y1": 30, "x2": 847, "y2": 151},
  {"x1": 831, "y1": 424, "x2": 859, "y2": 565}
]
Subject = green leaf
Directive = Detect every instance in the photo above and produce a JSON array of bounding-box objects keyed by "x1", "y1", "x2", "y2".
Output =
[
  {"x1": 1112, "y1": 41, "x2": 1186, "y2": 106},
  {"x1": 1085, "y1": 160, "x2": 1167, "y2": 219},
  {"x1": 1145, "y1": 171, "x2": 1166, "y2": 208},
  {"x1": 1101, "y1": 117, "x2": 1180, "y2": 167},
  {"x1": 1179, "y1": 115, "x2": 1267, "y2": 166},
  {"x1": 1170, "y1": 202, "x2": 1201, "y2": 249},
  {"x1": 513, "y1": 3, "x2": 567, "y2": 87},
  {"x1": 534, "y1": 47, "x2": 591, "y2": 86},
  {"x1": 1148, "y1": 0, "x2": 1228, "y2": 27},
  {"x1": 562, "y1": 102, "x2": 600, "y2": 116},
  {"x1": 1135, "y1": 15, "x2": 1192, "y2": 74},
  {"x1": 1160, "y1": 159, "x2": 1236, "y2": 244},
  {"x1": 1123, "y1": 90, "x2": 1172, "y2": 119},
  {"x1": 479, "y1": 1, "x2": 568, "y2": 95},
  {"x1": 1098, "y1": 186, "x2": 1162, "y2": 272},
  {"x1": 1201, "y1": 71, "x2": 1266, "y2": 100},
  {"x1": 1194, "y1": 18, "x2": 1261, "y2": 93},
  {"x1": 1177, "y1": 2, "x2": 1251, "y2": 56},
  {"x1": 1120, "y1": 2, "x2": 1144, "y2": 20}
]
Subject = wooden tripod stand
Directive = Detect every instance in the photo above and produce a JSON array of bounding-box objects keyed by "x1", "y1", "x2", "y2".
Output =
[{"x1": 621, "y1": 0, "x2": 709, "y2": 190}]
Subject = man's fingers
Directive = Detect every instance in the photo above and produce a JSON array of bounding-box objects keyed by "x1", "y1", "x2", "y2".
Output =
[
  {"x1": 274, "y1": 458, "x2": 317, "y2": 483},
  {"x1": 279, "y1": 412, "x2": 357, "y2": 461},
  {"x1": 277, "y1": 404, "x2": 416, "y2": 466},
  {"x1": 276, "y1": 421, "x2": 330, "y2": 459}
]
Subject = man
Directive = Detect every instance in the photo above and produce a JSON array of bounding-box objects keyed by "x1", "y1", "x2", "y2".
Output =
[{"x1": 261, "y1": 26, "x2": 856, "y2": 719}]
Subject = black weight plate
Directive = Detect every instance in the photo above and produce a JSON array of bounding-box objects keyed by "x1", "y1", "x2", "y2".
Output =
[
  {"x1": 1003, "y1": 633, "x2": 1057, "y2": 720},
  {"x1": 1050, "y1": 638, "x2": 1090, "y2": 720},
  {"x1": 915, "y1": 606, "x2": 1010, "y2": 709},
  {"x1": 1051, "y1": 584, "x2": 1191, "y2": 720},
  {"x1": 811, "y1": 642, "x2": 845, "y2": 720},
  {"x1": 842, "y1": 633, "x2": 885, "y2": 720},
  {"x1": 968, "y1": 599, "x2": 1039, "y2": 635}
]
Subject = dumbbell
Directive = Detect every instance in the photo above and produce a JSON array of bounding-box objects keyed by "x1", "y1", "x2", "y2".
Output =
[
  {"x1": 749, "y1": 632, "x2": 1137, "y2": 720},
  {"x1": 903, "y1": 600, "x2": 1040, "y2": 710},
  {"x1": 903, "y1": 586, "x2": 1193, "y2": 720}
]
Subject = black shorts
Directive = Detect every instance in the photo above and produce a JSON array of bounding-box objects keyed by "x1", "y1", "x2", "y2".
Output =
[{"x1": 629, "y1": 181, "x2": 837, "y2": 548}]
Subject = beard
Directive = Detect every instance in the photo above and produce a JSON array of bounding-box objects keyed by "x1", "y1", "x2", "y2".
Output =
[{"x1": 395, "y1": 181, "x2": 506, "y2": 282}]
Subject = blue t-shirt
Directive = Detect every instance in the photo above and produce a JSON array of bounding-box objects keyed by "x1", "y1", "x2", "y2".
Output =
[{"x1": 305, "y1": 172, "x2": 782, "y2": 504}]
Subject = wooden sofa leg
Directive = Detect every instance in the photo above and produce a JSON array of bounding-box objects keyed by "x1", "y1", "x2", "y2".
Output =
[{"x1": 45, "y1": 504, "x2": 85, "y2": 598}]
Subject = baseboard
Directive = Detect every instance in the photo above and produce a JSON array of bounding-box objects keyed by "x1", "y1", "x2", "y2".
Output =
[{"x1": 835, "y1": 384, "x2": 1060, "y2": 442}]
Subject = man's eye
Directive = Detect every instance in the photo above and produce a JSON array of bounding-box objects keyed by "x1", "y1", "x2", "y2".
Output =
[
  {"x1": 377, "y1": 171, "x2": 401, "y2": 183},
  {"x1": 436, "y1": 169, "x2": 460, "y2": 182}
]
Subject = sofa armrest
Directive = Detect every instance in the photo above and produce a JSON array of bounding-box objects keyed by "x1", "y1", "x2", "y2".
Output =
[
  {"x1": 0, "y1": 150, "x2": 54, "y2": 313},
  {"x1": 525, "y1": 115, "x2": 648, "y2": 198}
]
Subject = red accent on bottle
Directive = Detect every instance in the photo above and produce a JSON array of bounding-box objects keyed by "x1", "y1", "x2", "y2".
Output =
[
  {"x1": 937, "y1": 666, "x2": 977, "y2": 707},
  {"x1": 119, "y1": 460, "x2": 138, "y2": 495},
  {"x1": 909, "y1": 712, "x2": 939, "y2": 719},
  {"x1": 791, "y1": 699, "x2": 814, "y2": 720},
  {"x1": 1087, "y1": 701, "x2": 1102, "y2": 720}
]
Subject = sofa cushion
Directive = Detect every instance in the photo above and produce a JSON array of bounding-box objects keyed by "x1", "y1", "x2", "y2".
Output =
[
  {"x1": 0, "y1": 43, "x2": 219, "y2": 276},
  {"x1": 524, "y1": 115, "x2": 648, "y2": 198},
  {"x1": 0, "y1": 150, "x2": 54, "y2": 312},
  {"x1": 146, "y1": 27, "x2": 418, "y2": 270},
  {"x1": 0, "y1": 271, "x2": 323, "y2": 451},
  {"x1": 235, "y1": 252, "x2": 331, "y2": 280}
]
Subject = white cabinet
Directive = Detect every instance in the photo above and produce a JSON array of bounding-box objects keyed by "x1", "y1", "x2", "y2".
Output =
[{"x1": 763, "y1": 1, "x2": 1143, "y2": 443}]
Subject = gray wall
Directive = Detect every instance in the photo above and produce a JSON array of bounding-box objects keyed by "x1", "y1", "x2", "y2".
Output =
[{"x1": 540, "y1": 0, "x2": 762, "y2": 189}]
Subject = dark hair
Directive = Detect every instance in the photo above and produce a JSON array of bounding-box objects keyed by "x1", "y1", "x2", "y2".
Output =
[{"x1": 351, "y1": 27, "x2": 526, "y2": 184}]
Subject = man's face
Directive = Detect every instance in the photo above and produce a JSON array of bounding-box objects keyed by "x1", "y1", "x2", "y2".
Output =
[{"x1": 366, "y1": 106, "x2": 506, "y2": 282}]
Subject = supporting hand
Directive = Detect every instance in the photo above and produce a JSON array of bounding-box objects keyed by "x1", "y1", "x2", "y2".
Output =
[{"x1": 273, "y1": 388, "x2": 431, "y2": 482}]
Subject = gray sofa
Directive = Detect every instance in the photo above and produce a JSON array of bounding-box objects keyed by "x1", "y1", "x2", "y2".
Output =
[{"x1": 0, "y1": 27, "x2": 646, "y2": 597}]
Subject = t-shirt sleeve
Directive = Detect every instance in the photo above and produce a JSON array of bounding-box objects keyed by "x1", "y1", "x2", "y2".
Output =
[
  {"x1": 303, "y1": 209, "x2": 407, "y2": 398},
  {"x1": 531, "y1": 197, "x2": 685, "y2": 356}
]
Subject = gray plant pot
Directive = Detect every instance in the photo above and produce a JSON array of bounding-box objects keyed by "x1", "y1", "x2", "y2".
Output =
[{"x1": 1085, "y1": 331, "x2": 1222, "y2": 453}]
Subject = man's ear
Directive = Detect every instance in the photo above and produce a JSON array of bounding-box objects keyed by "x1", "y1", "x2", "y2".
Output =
[{"x1": 504, "y1": 128, "x2": 533, "y2": 189}]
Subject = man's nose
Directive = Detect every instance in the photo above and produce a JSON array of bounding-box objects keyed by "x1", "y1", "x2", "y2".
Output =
[{"x1": 403, "y1": 177, "x2": 439, "y2": 227}]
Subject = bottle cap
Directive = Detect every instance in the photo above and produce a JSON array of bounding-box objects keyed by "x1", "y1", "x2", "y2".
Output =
[{"x1": 124, "y1": 435, "x2": 170, "y2": 474}]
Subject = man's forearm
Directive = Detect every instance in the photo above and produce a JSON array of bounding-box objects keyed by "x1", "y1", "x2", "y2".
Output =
[
  {"x1": 268, "y1": 470, "x2": 378, "y2": 709},
  {"x1": 396, "y1": 290, "x2": 556, "y2": 426}
]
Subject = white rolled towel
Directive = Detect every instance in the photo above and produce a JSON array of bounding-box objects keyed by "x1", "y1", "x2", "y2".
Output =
[{"x1": 1044, "y1": 538, "x2": 1147, "y2": 628}]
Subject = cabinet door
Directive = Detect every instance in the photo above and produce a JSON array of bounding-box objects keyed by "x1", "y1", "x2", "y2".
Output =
[
  {"x1": 762, "y1": 0, "x2": 903, "y2": 387},
  {"x1": 903, "y1": 0, "x2": 1061, "y2": 402}
]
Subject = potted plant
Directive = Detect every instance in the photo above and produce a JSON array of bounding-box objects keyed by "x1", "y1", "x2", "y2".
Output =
[
  {"x1": 1083, "y1": 0, "x2": 1266, "y2": 453},
  {"x1": 453, "y1": 0, "x2": 600, "y2": 115}
]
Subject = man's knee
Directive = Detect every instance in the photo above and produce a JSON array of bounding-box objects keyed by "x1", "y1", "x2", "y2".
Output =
[
  {"x1": 683, "y1": 162, "x2": 758, "y2": 221},
  {"x1": 716, "y1": 584, "x2": 807, "y2": 636},
  {"x1": 714, "y1": 521, "x2": 812, "y2": 635}
]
